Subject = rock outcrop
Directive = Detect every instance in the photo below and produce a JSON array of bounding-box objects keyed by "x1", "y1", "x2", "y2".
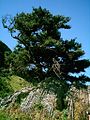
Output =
[{"x1": 0, "y1": 85, "x2": 57, "y2": 116}]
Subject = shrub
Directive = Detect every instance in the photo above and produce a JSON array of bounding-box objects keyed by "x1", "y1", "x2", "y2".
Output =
[{"x1": 0, "y1": 76, "x2": 13, "y2": 98}]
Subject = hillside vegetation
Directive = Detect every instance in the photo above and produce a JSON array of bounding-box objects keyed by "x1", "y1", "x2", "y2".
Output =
[{"x1": 0, "y1": 76, "x2": 89, "y2": 120}]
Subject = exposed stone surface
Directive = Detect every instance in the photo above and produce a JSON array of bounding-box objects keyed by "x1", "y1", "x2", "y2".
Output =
[
  {"x1": 0, "y1": 86, "x2": 57, "y2": 115},
  {"x1": 0, "y1": 82, "x2": 89, "y2": 119},
  {"x1": 0, "y1": 87, "x2": 34, "y2": 108},
  {"x1": 20, "y1": 88, "x2": 56, "y2": 115}
]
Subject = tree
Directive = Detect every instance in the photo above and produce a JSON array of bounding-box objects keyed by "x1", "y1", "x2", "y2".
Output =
[
  {"x1": 5, "y1": 46, "x2": 30, "y2": 78},
  {"x1": 2, "y1": 7, "x2": 90, "y2": 85},
  {"x1": 0, "y1": 40, "x2": 11, "y2": 71}
]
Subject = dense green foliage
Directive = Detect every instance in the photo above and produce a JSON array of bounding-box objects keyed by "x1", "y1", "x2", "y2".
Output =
[
  {"x1": 0, "y1": 76, "x2": 13, "y2": 98},
  {"x1": 0, "y1": 111, "x2": 12, "y2": 120},
  {"x1": 0, "y1": 75, "x2": 31, "y2": 99},
  {"x1": 2, "y1": 7, "x2": 90, "y2": 86},
  {"x1": 0, "y1": 41, "x2": 13, "y2": 98},
  {"x1": 5, "y1": 47, "x2": 30, "y2": 78},
  {"x1": 0, "y1": 40, "x2": 11, "y2": 70}
]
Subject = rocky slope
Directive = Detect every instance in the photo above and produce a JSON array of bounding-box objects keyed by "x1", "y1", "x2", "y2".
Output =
[
  {"x1": 0, "y1": 77, "x2": 66, "y2": 120},
  {"x1": 0, "y1": 76, "x2": 89, "y2": 120}
]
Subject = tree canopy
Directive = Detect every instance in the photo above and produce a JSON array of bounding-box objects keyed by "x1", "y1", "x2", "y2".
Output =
[
  {"x1": 2, "y1": 7, "x2": 90, "y2": 86},
  {"x1": 0, "y1": 40, "x2": 11, "y2": 70}
]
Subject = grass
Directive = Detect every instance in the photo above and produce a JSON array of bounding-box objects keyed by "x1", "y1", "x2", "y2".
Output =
[
  {"x1": 0, "y1": 111, "x2": 12, "y2": 120},
  {"x1": 8, "y1": 75, "x2": 31, "y2": 92},
  {"x1": 0, "y1": 76, "x2": 13, "y2": 98},
  {"x1": 0, "y1": 75, "x2": 31, "y2": 98},
  {"x1": 0, "y1": 75, "x2": 32, "y2": 120}
]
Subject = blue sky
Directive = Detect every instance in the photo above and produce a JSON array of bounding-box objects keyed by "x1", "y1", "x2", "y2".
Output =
[{"x1": 0, "y1": 0, "x2": 90, "y2": 80}]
